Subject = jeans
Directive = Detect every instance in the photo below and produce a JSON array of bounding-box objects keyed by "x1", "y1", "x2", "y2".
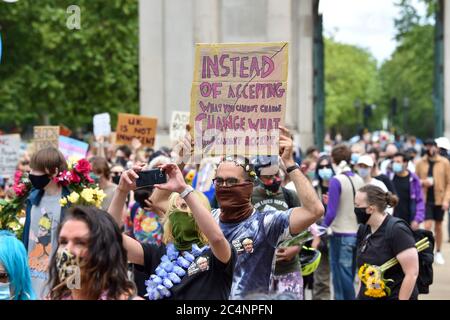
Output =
[{"x1": 328, "y1": 235, "x2": 357, "y2": 300}]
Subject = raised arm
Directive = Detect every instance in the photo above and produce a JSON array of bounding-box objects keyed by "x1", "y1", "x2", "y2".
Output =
[
  {"x1": 279, "y1": 127, "x2": 324, "y2": 235},
  {"x1": 108, "y1": 165, "x2": 145, "y2": 265},
  {"x1": 155, "y1": 163, "x2": 231, "y2": 264}
]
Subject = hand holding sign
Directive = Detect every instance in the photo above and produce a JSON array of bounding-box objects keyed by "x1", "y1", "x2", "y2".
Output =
[{"x1": 279, "y1": 126, "x2": 294, "y2": 166}]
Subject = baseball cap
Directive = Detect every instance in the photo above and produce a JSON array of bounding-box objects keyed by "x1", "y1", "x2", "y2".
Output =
[
  {"x1": 435, "y1": 137, "x2": 450, "y2": 150},
  {"x1": 357, "y1": 154, "x2": 374, "y2": 167}
]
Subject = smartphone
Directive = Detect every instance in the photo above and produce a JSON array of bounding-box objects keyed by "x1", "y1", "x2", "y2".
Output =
[{"x1": 136, "y1": 169, "x2": 167, "y2": 189}]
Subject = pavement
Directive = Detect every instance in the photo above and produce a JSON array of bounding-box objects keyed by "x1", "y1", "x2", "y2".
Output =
[{"x1": 421, "y1": 212, "x2": 450, "y2": 300}]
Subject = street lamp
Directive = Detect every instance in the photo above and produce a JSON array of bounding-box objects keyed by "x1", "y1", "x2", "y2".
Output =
[{"x1": 354, "y1": 98, "x2": 361, "y2": 132}]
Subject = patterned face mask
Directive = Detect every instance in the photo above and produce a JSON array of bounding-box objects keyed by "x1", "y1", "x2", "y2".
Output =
[{"x1": 55, "y1": 248, "x2": 83, "y2": 290}]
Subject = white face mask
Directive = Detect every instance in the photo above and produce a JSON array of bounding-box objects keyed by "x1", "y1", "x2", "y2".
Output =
[{"x1": 0, "y1": 282, "x2": 12, "y2": 300}]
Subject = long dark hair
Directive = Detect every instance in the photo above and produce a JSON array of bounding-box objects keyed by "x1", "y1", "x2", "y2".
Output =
[
  {"x1": 315, "y1": 155, "x2": 335, "y2": 190},
  {"x1": 47, "y1": 206, "x2": 136, "y2": 300}
]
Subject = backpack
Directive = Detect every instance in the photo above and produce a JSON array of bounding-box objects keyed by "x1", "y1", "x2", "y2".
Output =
[{"x1": 384, "y1": 217, "x2": 435, "y2": 294}]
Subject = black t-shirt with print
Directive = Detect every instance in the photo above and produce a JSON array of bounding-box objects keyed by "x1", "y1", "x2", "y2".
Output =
[
  {"x1": 393, "y1": 173, "x2": 412, "y2": 223},
  {"x1": 356, "y1": 215, "x2": 418, "y2": 300},
  {"x1": 136, "y1": 243, "x2": 236, "y2": 300}
]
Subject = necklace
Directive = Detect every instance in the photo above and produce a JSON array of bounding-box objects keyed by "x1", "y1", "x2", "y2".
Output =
[{"x1": 145, "y1": 242, "x2": 210, "y2": 300}]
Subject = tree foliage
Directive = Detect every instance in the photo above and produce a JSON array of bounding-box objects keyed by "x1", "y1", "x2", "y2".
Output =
[
  {"x1": 324, "y1": 38, "x2": 381, "y2": 138},
  {"x1": 0, "y1": 0, "x2": 138, "y2": 136}
]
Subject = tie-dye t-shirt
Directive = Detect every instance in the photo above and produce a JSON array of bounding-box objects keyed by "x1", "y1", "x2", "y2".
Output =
[
  {"x1": 212, "y1": 208, "x2": 293, "y2": 299},
  {"x1": 124, "y1": 207, "x2": 163, "y2": 245}
]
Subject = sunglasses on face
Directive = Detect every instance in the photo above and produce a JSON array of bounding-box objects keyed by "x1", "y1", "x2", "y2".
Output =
[{"x1": 317, "y1": 164, "x2": 331, "y2": 169}]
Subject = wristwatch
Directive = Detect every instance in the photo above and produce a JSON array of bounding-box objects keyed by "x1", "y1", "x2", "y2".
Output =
[
  {"x1": 286, "y1": 164, "x2": 300, "y2": 174},
  {"x1": 179, "y1": 185, "x2": 194, "y2": 199}
]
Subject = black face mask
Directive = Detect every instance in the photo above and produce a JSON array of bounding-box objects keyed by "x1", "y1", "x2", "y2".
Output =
[
  {"x1": 29, "y1": 174, "x2": 51, "y2": 190},
  {"x1": 354, "y1": 207, "x2": 371, "y2": 224},
  {"x1": 116, "y1": 157, "x2": 127, "y2": 168},
  {"x1": 112, "y1": 175, "x2": 121, "y2": 185},
  {"x1": 262, "y1": 177, "x2": 282, "y2": 193}
]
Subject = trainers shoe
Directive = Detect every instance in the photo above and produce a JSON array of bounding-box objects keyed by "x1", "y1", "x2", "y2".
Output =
[{"x1": 435, "y1": 252, "x2": 445, "y2": 265}]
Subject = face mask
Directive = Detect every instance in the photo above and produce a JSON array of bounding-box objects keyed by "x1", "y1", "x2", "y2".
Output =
[
  {"x1": 318, "y1": 168, "x2": 333, "y2": 181},
  {"x1": 392, "y1": 163, "x2": 404, "y2": 174},
  {"x1": 56, "y1": 248, "x2": 82, "y2": 290},
  {"x1": 306, "y1": 171, "x2": 316, "y2": 180},
  {"x1": 112, "y1": 175, "x2": 121, "y2": 185},
  {"x1": 90, "y1": 173, "x2": 100, "y2": 184},
  {"x1": 0, "y1": 282, "x2": 12, "y2": 300},
  {"x1": 169, "y1": 210, "x2": 204, "y2": 251},
  {"x1": 116, "y1": 157, "x2": 127, "y2": 168},
  {"x1": 354, "y1": 207, "x2": 371, "y2": 224},
  {"x1": 357, "y1": 168, "x2": 371, "y2": 178},
  {"x1": 216, "y1": 182, "x2": 254, "y2": 223},
  {"x1": 29, "y1": 173, "x2": 51, "y2": 190},
  {"x1": 261, "y1": 176, "x2": 281, "y2": 193},
  {"x1": 351, "y1": 153, "x2": 360, "y2": 164}
]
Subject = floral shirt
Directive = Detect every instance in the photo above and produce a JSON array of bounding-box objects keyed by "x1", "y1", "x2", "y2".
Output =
[{"x1": 124, "y1": 206, "x2": 163, "y2": 246}]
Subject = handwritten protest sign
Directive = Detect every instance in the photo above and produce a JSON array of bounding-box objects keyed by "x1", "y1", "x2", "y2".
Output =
[
  {"x1": 33, "y1": 126, "x2": 60, "y2": 152},
  {"x1": 93, "y1": 113, "x2": 111, "y2": 137},
  {"x1": 190, "y1": 42, "x2": 288, "y2": 157},
  {"x1": 58, "y1": 136, "x2": 89, "y2": 160},
  {"x1": 0, "y1": 134, "x2": 21, "y2": 178},
  {"x1": 116, "y1": 113, "x2": 157, "y2": 147},
  {"x1": 170, "y1": 111, "x2": 190, "y2": 142}
]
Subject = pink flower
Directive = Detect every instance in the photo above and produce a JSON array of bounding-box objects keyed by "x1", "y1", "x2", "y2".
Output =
[
  {"x1": 68, "y1": 170, "x2": 81, "y2": 184},
  {"x1": 14, "y1": 170, "x2": 23, "y2": 185},
  {"x1": 74, "y1": 159, "x2": 91, "y2": 175},
  {"x1": 13, "y1": 183, "x2": 27, "y2": 197},
  {"x1": 85, "y1": 174, "x2": 94, "y2": 184}
]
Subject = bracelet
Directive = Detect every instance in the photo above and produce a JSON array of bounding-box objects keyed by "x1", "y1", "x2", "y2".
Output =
[
  {"x1": 179, "y1": 185, "x2": 194, "y2": 199},
  {"x1": 286, "y1": 164, "x2": 300, "y2": 174}
]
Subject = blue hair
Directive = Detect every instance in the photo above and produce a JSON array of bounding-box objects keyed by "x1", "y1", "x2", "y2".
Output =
[{"x1": 0, "y1": 231, "x2": 36, "y2": 300}]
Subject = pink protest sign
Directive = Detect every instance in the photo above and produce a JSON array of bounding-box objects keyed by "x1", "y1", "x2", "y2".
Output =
[{"x1": 190, "y1": 42, "x2": 288, "y2": 157}]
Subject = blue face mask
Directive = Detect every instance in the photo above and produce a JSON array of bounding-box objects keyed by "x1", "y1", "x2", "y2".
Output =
[
  {"x1": 392, "y1": 163, "x2": 404, "y2": 174},
  {"x1": 318, "y1": 168, "x2": 333, "y2": 181},
  {"x1": 351, "y1": 153, "x2": 360, "y2": 164},
  {"x1": 0, "y1": 282, "x2": 12, "y2": 300},
  {"x1": 357, "y1": 167, "x2": 371, "y2": 178}
]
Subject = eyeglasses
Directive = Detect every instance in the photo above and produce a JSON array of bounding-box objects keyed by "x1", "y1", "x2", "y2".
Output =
[
  {"x1": 213, "y1": 177, "x2": 241, "y2": 186},
  {"x1": 0, "y1": 272, "x2": 9, "y2": 283},
  {"x1": 317, "y1": 165, "x2": 331, "y2": 169}
]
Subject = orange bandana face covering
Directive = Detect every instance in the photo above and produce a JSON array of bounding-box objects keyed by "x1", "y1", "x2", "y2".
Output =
[{"x1": 216, "y1": 182, "x2": 254, "y2": 223}]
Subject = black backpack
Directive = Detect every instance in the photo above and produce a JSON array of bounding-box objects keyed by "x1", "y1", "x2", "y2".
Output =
[{"x1": 384, "y1": 217, "x2": 435, "y2": 294}]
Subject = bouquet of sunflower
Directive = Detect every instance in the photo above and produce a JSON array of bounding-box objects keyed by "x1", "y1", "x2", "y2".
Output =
[
  {"x1": 58, "y1": 158, "x2": 106, "y2": 209},
  {"x1": 358, "y1": 237, "x2": 430, "y2": 298}
]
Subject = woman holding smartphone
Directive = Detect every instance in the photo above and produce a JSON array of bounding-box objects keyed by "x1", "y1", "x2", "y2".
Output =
[{"x1": 108, "y1": 164, "x2": 236, "y2": 300}]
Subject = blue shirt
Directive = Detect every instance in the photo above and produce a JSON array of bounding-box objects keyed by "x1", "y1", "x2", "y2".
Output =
[{"x1": 212, "y1": 208, "x2": 292, "y2": 299}]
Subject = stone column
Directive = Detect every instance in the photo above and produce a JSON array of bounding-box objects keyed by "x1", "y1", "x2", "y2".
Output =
[{"x1": 293, "y1": 0, "x2": 315, "y2": 150}]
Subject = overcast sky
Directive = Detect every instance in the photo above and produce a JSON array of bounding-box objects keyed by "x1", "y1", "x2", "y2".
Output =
[{"x1": 320, "y1": 0, "x2": 427, "y2": 64}]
